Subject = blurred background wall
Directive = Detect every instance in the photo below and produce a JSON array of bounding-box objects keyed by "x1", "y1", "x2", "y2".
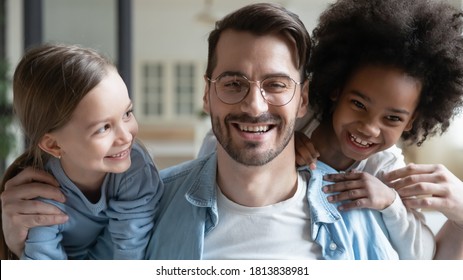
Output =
[
  {"x1": 2, "y1": 0, "x2": 339, "y2": 170},
  {"x1": 3, "y1": 0, "x2": 461, "y2": 171}
]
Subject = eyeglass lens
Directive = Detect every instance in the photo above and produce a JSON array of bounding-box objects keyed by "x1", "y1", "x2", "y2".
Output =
[{"x1": 214, "y1": 75, "x2": 297, "y2": 105}]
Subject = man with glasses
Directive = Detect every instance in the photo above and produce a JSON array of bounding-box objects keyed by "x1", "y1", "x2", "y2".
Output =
[{"x1": 144, "y1": 3, "x2": 399, "y2": 259}]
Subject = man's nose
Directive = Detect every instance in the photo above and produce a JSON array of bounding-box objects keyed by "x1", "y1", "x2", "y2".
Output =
[{"x1": 240, "y1": 82, "x2": 269, "y2": 116}]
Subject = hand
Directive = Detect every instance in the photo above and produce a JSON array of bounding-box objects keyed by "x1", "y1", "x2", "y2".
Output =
[
  {"x1": 1, "y1": 167, "x2": 68, "y2": 257},
  {"x1": 384, "y1": 163, "x2": 463, "y2": 225},
  {"x1": 294, "y1": 131, "x2": 320, "y2": 169},
  {"x1": 323, "y1": 170, "x2": 396, "y2": 211}
]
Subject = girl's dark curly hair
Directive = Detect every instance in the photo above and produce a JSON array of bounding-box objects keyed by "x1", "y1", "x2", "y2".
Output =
[{"x1": 308, "y1": 0, "x2": 463, "y2": 145}]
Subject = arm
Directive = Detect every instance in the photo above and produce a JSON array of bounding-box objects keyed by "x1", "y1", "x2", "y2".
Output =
[
  {"x1": 1, "y1": 167, "x2": 67, "y2": 258},
  {"x1": 294, "y1": 131, "x2": 319, "y2": 169},
  {"x1": 22, "y1": 221, "x2": 67, "y2": 260},
  {"x1": 322, "y1": 171, "x2": 396, "y2": 211},
  {"x1": 323, "y1": 171, "x2": 435, "y2": 259},
  {"x1": 435, "y1": 220, "x2": 463, "y2": 259},
  {"x1": 384, "y1": 163, "x2": 463, "y2": 259},
  {"x1": 106, "y1": 143, "x2": 163, "y2": 259}
]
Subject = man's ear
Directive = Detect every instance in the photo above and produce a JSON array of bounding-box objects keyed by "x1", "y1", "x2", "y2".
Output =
[
  {"x1": 297, "y1": 80, "x2": 309, "y2": 118},
  {"x1": 203, "y1": 75, "x2": 211, "y2": 114},
  {"x1": 38, "y1": 133, "x2": 62, "y2": 159}
]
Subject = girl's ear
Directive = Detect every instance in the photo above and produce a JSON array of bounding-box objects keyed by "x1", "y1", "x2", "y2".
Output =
[
  {"x1": 404, "y1": 113, "x2": 418, "y2": 132},
  {"x1": 38, "y1": 133, "x2": 62, "y2": 159},
  {"x1": 330, "y1": 89, "x2": 341, "y2": 101},
  {"x1": 328, "y1": 89, "x2": 341, "y2": 115}
]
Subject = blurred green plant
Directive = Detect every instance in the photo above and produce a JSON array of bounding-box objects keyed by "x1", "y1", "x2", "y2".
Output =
[
  {"x1": 0, "y1": 58, "x2": 15, "y2": 177},
  {"x1": 0, "y1": 0, "x2": 15, "y2": 178}
]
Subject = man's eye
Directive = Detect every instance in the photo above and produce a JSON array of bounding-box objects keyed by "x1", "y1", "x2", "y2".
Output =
[
  {"x1": 224, "y1": 81, "x2": 242, "y2": 88},
  {"x1": 266, "y1": 81, "x2": 287, "y2": 89}
]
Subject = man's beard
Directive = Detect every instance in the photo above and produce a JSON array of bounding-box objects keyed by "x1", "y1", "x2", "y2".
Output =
[{"x1": 211, "y1": 113, "x2": 295, "y2": 166}]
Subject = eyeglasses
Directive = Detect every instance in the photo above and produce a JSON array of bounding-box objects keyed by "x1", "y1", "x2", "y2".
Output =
[{"x1": 207, "y1": 73, "x2": 303, "y2": 106}]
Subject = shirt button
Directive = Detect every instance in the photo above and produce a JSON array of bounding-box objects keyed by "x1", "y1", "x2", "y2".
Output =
[{"x1": 329, "y1": 242, "x2": 337, "y2": 250}]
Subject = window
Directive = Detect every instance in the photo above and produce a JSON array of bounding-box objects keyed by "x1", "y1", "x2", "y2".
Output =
[
  {"x1": 142, "y1": 63, "x2": 164, "y2": 116},
  {"x1": 175, "y1": 63, "x2": 195, "y2": 115},
  {"x1": 141, "y1": 61, "x2": 203, "y2": 121}
]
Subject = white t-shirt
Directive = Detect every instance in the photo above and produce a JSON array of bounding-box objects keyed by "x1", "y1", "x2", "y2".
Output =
[
  {"x1": 198, "y1": 113, "x2": 435, "y2": 259},
  {"x1": 202, "y1": 172, "x2": 323, "y2": 260}
]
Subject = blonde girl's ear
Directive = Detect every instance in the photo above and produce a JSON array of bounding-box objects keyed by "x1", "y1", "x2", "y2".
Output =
[{"x1": 38, "y1": 133, "x2": 62, "y2": 159}]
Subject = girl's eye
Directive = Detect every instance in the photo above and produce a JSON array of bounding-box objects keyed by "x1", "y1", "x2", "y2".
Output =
[
  {"x1": 386, "y1": 115, "x2": 402, "y2": 122},
  {"x1": 96, "y1": 124, "x2": 110, "y2": 134},
  {"x1": 123, "y1": 109, "x2": 134, "y2": 120},
  {"x1": 351, "y1": 99, "x2": 366, "y2": 110}
]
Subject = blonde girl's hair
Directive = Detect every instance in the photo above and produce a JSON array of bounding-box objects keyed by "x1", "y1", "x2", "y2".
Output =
[{"x1": 0, "y1": 43, "x2": 115, "y2": 259}]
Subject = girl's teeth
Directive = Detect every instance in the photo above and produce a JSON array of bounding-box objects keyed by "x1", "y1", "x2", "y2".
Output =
[
  {"x1": 350, "y1": 134, "x2": 372, "y2": 147},
  {"x1": 111, "y1": 150, "x2": 127, "y2": 158}
]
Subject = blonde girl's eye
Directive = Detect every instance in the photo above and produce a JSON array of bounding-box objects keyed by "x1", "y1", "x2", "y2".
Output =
[
  {"x1": 123, "y1": 109, "x2": 134, "y2": 120},
  {"x1": 96, "y1": 124, "x2": 110, "y2": 134}
]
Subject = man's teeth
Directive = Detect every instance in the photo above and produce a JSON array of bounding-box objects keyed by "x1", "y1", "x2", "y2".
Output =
[
  {"x1": 239, "y1": 125, "x2": 270, "y2": 132},
  {"x1": 350, "y1": 134, "x2": 373, "y2": 147}
]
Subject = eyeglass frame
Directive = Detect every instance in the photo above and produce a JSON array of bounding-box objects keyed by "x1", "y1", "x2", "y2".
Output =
[{"x1": 206, "y1": 72, "x2": 304, "y2": 107}]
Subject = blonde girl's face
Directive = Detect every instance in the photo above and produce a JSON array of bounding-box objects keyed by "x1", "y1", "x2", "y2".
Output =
[
  {"x1": 331, "y1": 65, "x2": 421, "y2": 162},
  {"x1": 44, "y1": 68, "x2": 138, "y2": 187}
]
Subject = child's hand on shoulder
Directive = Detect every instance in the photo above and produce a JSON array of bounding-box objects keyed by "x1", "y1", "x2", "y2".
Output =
[
  {"x1": 295, "y1": 131, "x2": 319, "y2": 170},
  {"x1": 322, "y1": 170, "x2": 396, "y2": 211}
]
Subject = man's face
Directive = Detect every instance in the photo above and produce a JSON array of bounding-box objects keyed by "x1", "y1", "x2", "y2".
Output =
[{"x1": 203, "y1": 29, "x2": 308, "y2": 166}]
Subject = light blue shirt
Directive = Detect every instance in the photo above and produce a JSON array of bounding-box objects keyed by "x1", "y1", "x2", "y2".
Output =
[
  {"x1": 146, "y1": 152, "x2": 399, "y2": 260},
  {"x1": 22, "y1": 141, "x2": 163, "y2": 260}
]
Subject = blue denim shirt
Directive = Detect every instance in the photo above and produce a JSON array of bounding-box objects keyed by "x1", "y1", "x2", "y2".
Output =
[
  {"x1": 22, "y1": 141, "x2": 162, "y2": 260},
  {"x1": 146, "y1": 152, "x2": 399, "y2": 260}
]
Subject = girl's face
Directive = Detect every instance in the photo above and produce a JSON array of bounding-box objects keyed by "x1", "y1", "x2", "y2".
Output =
[
  {"x1": 331, "y1": 65, "x2": 421, "y2": 162},
  {"x1": 42, "y1": 68, "x2": 138, "y2": 187}
]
